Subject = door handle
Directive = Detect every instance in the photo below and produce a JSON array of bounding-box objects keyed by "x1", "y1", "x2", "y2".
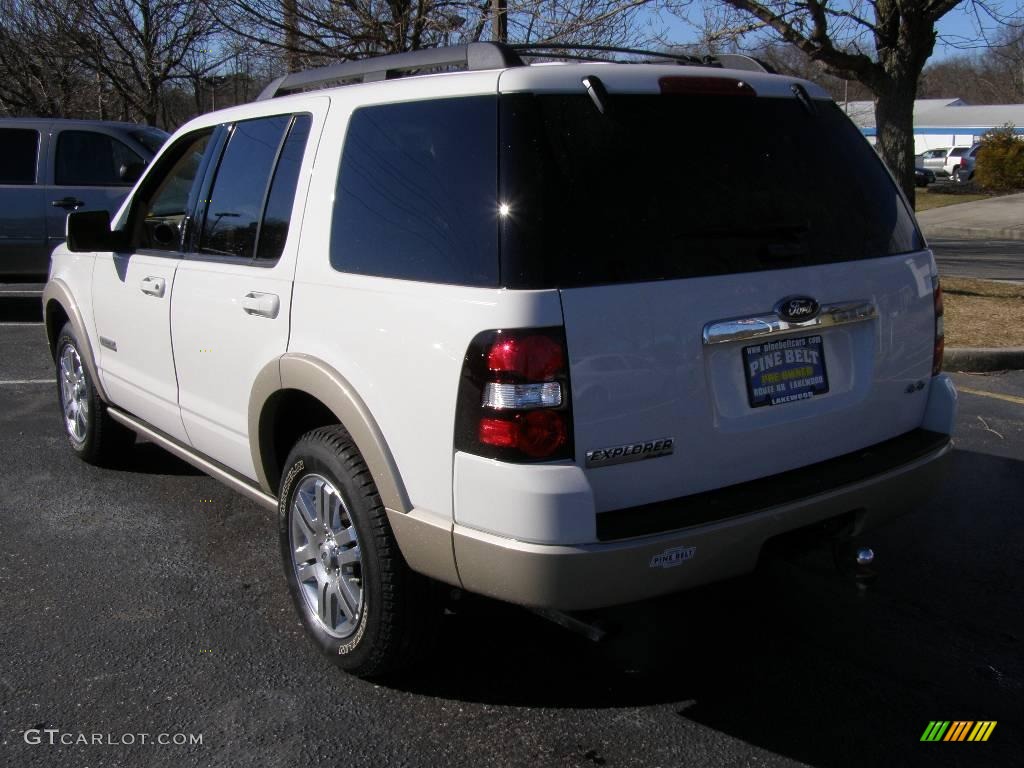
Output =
[
  {"x1": 241, "y1": 291, "x2": 280, "y2": 319},
  {"x1": 140, "y1": 276, "x2": 166, "y2": 298},
  {"x1": 51, "y1": 197, "x2": 85, "y2": 210}
]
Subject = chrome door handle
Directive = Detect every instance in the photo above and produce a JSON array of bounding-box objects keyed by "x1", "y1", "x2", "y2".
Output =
[
  {"x1": 241, "y1": 291, "x2": 280, "y2": 319},
  {"x1": 51, "y1": 197, "x2": 85, "y2": 210},
  {"x1": 140, "y1": 276, "x2": 166, "y2": 297}
]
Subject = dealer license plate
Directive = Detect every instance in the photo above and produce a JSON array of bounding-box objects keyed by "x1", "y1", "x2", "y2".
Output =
[{"x1": 743, "y1": 335, "x2": 829, "y2": 408}]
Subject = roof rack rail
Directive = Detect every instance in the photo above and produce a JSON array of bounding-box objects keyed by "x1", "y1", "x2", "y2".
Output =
[
  {"x1": 509, "y1": 44, "x2": 772, "y2": 73},
  {"x1": 509, "y1": 43, "x2": 707, "y2": 66},
  {"x1": 255, "y1": 42, "x2": 775, "y2": 101},
  {"x1": 256, "y1": 42, "x2": 524, "y2": 100}
]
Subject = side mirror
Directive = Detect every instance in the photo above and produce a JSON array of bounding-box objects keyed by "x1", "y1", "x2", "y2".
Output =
[
  {"x1": 66, "y1": 210, "x2": 125, "y2": 252},
  {"x1": 119, "y1": 161, "x2": 145, "y2": 184}
]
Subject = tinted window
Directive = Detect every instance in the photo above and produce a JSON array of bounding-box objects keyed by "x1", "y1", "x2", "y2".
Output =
[
  {"x1": 330, "y1": 97, "x2": 498, "y2": 286},
  {"x1": 0, "y1": 128, "x2": 39, "y2": 184},
  {"x1": 255, "y1": 115, "x2": 311, "y2": 262},
  {"x1": 136, "y1": 131, "x2": 212, "y2": 251},
  {"x1": 131, "y1": 128, "x2": 169, "y2": 155},
  {"x1": 500, "y1": 95, "x2": 923, "y2": 288},
  {"x1": 198, "y1": 115, "x2": 290, "y2": 259},
  {"x1": 55, "y1": 130, "x2": 142, "y2": 186}
]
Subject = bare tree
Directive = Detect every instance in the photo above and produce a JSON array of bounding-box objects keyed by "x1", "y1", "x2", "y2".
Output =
[
  {"x1": 0, "y1": 0, "x2": 94, "y2": 117},
  {"x1": 672, "y1": 0, "x2": 1024, "y2": 201},
  {"x1": 213, "y1": 0, "x2": 649, "y2": 70},
  {"x1": 69, "y1": 0, "x2": 218, "y2": 125}
]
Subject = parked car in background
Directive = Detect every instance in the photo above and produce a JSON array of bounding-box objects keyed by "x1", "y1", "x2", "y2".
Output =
[
  {"x1": 951, "y1": 144, "x2": 981, "y2": 183},
  {"x1": 915, "y1": 167, "x2": 936, "y2": 187},
  {"x1": 942, "y1": 146, "x2": 974, "y2": 177},
  {"x1": 0, "y1": 118, "x2": 167, "y2": 279},
  {"x1": 916, "y1": 148, "x2": 950, "y2": 175}
]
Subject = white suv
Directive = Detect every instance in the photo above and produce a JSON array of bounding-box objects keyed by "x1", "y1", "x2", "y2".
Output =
[{"x1": 43, "y1": 43, "x2": 957, "y2": 678}]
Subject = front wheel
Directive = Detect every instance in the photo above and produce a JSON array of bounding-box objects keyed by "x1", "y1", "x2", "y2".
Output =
[
  {"x1": 278, "y1": 425, "x2": 439, "y2": 678},
  {"x1": 54, "y1": 322, "x2": 133, "y2": 464}
]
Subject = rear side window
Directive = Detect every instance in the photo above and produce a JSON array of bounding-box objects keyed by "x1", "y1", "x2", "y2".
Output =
[
  {"x1": 0, "y1": 128, "x2": 39, "y2": 184},
  {"x1": 198, "y1": 115, "x2": 292, "y2": 260},
  {"x1": 55, "y1": 130, "x2": 142, "y2": 186},
  {"x1": 330, "y1": 97, "x2": 498, "y2": 286},
  {"x1": 499, "y1": 94, "x2": 923, "y2": 288},
  {"x1": 255, "y1": 115, "x2": 312, "y2": 262}
]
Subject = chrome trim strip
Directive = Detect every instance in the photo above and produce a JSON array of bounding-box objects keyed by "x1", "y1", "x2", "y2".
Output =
[
  {"x1": 702, "y1": 300, "x2": 877, "y2": 346},
  {"x1": 107, "y1": 407, "x2": 279, "y2": 511}
]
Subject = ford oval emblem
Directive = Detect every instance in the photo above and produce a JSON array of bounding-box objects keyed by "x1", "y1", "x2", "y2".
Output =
[{"x1": 777, "y1": 296, "x2": 820, "y2": 323}]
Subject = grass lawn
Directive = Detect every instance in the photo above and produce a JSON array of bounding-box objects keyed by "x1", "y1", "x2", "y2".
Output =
[
  {"x1": 914, "y1": 189, "x2": 992, "y2": 212},
  {"x1": 943, "y1": 277, "x2": 1024, "y2": 348}
]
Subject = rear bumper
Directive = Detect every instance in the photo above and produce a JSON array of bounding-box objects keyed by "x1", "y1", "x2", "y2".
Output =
[{"x1": 451, "y1": 435, "x2": 952, "y2": 610}]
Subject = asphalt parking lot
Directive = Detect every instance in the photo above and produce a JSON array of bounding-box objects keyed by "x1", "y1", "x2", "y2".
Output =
[{"x1": 1, "y1": 295, "x2": 1021, "y2": 768}]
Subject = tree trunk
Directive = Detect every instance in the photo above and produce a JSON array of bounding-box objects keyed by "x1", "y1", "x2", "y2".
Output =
[
  {"x1": 283, "y1": 0, "x2": 301, "y2": 72},
  {"x1": 874, "y1": 82, "x2": 917, "y2": 205}
]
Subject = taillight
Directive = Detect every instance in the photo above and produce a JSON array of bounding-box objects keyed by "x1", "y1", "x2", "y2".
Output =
[
  {"x1": 932, "y1": 275, "x2": 944, "y2": 376},
  {"x1": 455, "y1": 328, "x2": 574, "y2": 462}
]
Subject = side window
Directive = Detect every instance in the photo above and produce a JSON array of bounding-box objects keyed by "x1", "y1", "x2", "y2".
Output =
[
  {"x1": 134, "y1": 131, "x2": 213, "y2": 252},
  {"x1": 255, "y1": 115, "x2": 312, "y2": 262},
  {"x1": 330, "y1": 97, "x2": 498, "y2": 286},
  {"x1": 197, "y1": 115, "x2": 291, "y2": 260},
  {"x1": 0, "y1": 128, "x2": 39, "y2": 184},
  {"x1": 55, "y1": 130, "x2": 143, "y2": 186}
]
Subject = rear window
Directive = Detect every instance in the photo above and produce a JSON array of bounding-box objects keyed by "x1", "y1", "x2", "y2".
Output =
[
  {"x1": 0, "y1": 128, "x2": 39, "y2": 184},
  {"x1": 499, "y1": 94, "x2": 923, "y2": 288}
]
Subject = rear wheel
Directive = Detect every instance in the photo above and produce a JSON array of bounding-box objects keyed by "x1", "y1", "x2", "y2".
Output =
[
  {"x1": 55, "y1": 322, "x2": 133, "y2": 464},
  {"x1": 278, "y1": 425, "x2": 439, "y2": 678}
]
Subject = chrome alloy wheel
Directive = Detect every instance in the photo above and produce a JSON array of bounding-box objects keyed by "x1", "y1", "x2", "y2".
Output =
[
  {"x1": 289, "y1": 474, "x2": 364, "y2": 638},
  {"x1": 59, "y1": 344, "x2": 89, "y2": 443}
]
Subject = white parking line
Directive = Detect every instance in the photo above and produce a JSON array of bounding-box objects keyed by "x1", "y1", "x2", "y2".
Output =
[
  {"x1": 0, "y1": 379, "x2": 54, "y2": 385},
  {"x1": 0, "y1": 322, "x2": 44, "y2": 326}
]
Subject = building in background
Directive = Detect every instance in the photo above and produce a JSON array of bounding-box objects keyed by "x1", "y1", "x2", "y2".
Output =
[{"x1": 844, "y1": 99, "x2": 1024, "y2": 153}]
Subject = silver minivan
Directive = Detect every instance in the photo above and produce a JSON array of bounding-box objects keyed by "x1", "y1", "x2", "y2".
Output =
[{"x1": 0, "y1": 118, "x2": 167, "y2": 279}]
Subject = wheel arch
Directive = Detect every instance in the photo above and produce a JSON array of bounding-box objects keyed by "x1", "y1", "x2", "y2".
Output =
[
  {"x1": 42, "y1": 279, "x2": 109, "y2": 403},
  {"x1": 249, "y1": 354, "x2": 412, "y2": 515}
]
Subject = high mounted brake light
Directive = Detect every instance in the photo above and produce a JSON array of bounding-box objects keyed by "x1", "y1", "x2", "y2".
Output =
[
  {"x1": 455, "y1": 328, "x2": 574, "y2": 462},
  {"x1": 658, "y1": 76, "x2": 756, "y2": 97}
]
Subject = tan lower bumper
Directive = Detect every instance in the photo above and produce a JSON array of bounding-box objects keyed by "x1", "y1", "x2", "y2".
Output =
[{"x1": 450, "y1": 440, "x2": 953, "y2": 610}]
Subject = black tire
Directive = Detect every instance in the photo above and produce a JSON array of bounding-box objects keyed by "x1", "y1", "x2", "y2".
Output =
[
  {"x1": 278, "y1": 425, "x2": 439, "y2": 679},
  {"x1": 54, "y1": 321, "x2": 134, "y2": 465},
  {"x1": 952, "y1": 168, "x2": 962, "y2": 183}
]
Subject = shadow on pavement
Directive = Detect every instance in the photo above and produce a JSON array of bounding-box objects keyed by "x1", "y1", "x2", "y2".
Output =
[
  {"x1": 396, "y1": 447, "x2": 1023, "y2": 768},
  {"x1": 114, "y1": 440, "x2": 204, "y2": 477},
  {"x1": 0, "y1": 296, "x2": 44, "y2": 322}
]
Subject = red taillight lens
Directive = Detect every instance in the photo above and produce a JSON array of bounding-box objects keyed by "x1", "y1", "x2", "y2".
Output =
[
  {"x1": 455, "y1": 328, "x2": 574, "y2": 463},
  {"x1": 487, "y1": 335, "x2": 564, "y2": 381},
  {"x1": 479, "y1": 411, "x2": 569, "y2": 458},
  {"x1": 932, "y1": 276, "x2": 944, "y2": 376}
]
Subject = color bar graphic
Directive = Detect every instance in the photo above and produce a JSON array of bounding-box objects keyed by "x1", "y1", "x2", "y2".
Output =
[
  {"x1": 921, "y1": 721, "x2": 996, "y2": 742},
  {"x1": 921, "y1": 721, "x2": 950, "y2": 741}
]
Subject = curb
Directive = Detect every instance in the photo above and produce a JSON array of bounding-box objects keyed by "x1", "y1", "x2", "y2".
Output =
[
  {"x1": 922, "y1": 226, "x2": 1024, "y2": 241},
  {"x1": 943, "y1": 347, "x2": 1024, "y2": 372}
]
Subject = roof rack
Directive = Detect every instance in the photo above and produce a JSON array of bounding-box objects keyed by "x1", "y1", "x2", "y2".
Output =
[
  {"x1": 256, "y1": 42, "x2": 523, "y2": 100},
  {"x1": 511, "y1": 44, "x2": 772, "y2": 73},
  {"x1": 255, "y1": 42, "x2": 773, "y2": 101}
]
